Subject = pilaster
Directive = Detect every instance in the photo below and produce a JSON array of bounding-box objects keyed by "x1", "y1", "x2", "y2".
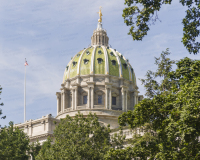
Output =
[
  {"x1": 105, "y1": 82, "x2": 112, "y2": 110},
  {"x1": 56, "y1": 92, "x2": 61, "y2": 115}
]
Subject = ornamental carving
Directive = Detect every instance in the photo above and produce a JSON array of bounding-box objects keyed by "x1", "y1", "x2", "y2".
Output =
[{"x1": 95, "y1": 78, "x2": 104, "y2": 82}]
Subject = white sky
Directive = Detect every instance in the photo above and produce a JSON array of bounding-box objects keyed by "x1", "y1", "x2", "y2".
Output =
[{"x1": 0, "y1": 0, "x2": 198, "y2": 126}]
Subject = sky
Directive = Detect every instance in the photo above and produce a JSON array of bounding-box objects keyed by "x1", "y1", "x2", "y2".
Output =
[{"x1": 0, "y1": 0, "x2": 199, "y2": 126}]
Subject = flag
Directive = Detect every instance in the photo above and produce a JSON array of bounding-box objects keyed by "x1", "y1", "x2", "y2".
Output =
[{"x1": 25, "y1": 59, "x2": 28, "y2": 66}]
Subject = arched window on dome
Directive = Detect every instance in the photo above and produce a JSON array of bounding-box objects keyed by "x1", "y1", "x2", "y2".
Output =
[
  {"x1": 97, "y1": 58, "x2": 103, "y2": 64},
  {"x1": 111, "y1": 60, "x2": 116, "y2": 66}
]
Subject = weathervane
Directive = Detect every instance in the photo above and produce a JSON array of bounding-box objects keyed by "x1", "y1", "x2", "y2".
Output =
[{"x1": 97, "y1": 6, "x2": 102, "y2": 23}]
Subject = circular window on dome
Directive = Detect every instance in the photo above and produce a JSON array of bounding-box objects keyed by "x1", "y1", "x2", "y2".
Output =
[
  {"x1": 72, "y1": 61, "x2": 77, "y2": 67},
  {"x1": 110, "y1": 52, "x2": 114, "y2": 56},
  {"x1": 77, "y1": 54, "x2": 80, "y2": 57},
  {"x1": 111, "y1": 60, "x2": 116, "y2": 66},
  {"x1": 123, "y1": 63, "x2": 127, "y2": 69},
  {"x1": 83, "y1": 59, "x2": 89, "y2": 65},
  {"x1": 97, "y1": 58, "x2": 103, "y2": 64},
  {"x1": 131, "y1": 68, "x2": 133, "y2": 74},
  {"x1": 98, "y1": 50, "x2": 102, "y2": 55},
  {"x1": 86, "y1": 51, "x2": 90, "y2": 55}
]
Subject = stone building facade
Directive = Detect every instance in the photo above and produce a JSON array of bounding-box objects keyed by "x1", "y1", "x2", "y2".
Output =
[{"x1": 15, "y1": 20, "x2": 143, "y2": 143}]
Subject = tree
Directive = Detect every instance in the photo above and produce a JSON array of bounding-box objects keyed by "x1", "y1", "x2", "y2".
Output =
[
  {"x1": 114, "y1": 50, "x2": 200, "y2": 159},
  {"x1": 0, "y1": 86, "x2": 6, "y2": 127},
  {"x1": 122, "y1": 0, "x2": 200, "y2": 54},
  {"x1": 0, "y1": 121, "x2": 30, "y2": 160},
  {"x1": 36, "y1": 112, "x2": 112, "y2": 160},
  {"x1": 29, "y1": 141, "x2": 41, "y2": 160}
]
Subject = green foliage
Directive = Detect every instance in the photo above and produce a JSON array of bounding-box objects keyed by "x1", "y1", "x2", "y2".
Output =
[
  {"x1": 123, "y1": 0, "x2": 200, "y2": 54},
  {"x1": 36, "y1": 112, "x2": 112, "y2": 160},
  {"x1": 0, "y1": 86, "x2": 6, "y2": 127},
  {"x1": 29, "y1": 141, "x2": 41, "y2": 160},
  {"x1": 139, "y1": 48, "x2": 175, "y2": 98},
  {"x1": 0, "y1": 121, "x2": 30, "y2": 160},
  {"x1": 117, "y1": 51, "x2": 200, "y2": 159}
]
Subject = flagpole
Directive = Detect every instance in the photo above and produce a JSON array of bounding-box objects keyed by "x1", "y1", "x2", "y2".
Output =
[{"x1": 24, "y1": 58, "x2": 26, "y2": 122}]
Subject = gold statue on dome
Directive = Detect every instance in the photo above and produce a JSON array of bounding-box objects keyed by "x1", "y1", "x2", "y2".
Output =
[{"x1": 97, "y1": 6, "x2": 102, "y2": 23}]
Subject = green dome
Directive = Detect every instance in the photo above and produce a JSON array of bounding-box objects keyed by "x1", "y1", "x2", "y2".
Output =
[{"x1": 63, "y1": 46, "x2": 136, "y2": 84}]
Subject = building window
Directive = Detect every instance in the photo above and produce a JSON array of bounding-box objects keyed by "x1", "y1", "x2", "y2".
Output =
[
  {"x1": 112, "y1": 97, "x2": 116, "y2": 105},
  {"x1": 83, "y1": 95, "x2": 87, "y2": 104},
  {"x1": 98, "y1": 95, "x2": 102, "y2": 104},
  {"x1": 111, "y1": 60, "x2": 116, "y2": 66},
  {"x1": 97, "y1": 58, "x2": 103, "y2": 64}
]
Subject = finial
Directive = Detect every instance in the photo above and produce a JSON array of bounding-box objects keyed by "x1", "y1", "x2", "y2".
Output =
[{"x1": 97, "y1": 6, "x2": 102, "y2": 23}]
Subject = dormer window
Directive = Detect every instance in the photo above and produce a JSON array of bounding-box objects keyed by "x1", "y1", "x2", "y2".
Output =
[
  {"x1": 72, "y1": 61, "x2": 77, "y2": 67},
  {"x1": 77, "y1": 54, "x2": 80, "y2": 57},
  {"x1": 120, "y1": 55, "x2": 123, "y2": 59},
  {"x1": 131, "y1": 68, "x2": 133, "y2": 74},
  {"x1": 111, "y1": 60, "x2": 116, "y2": 66},
  {"x1": 107, "y1": 47, "x2": 109, "y2": 49},
  {"x1": 110, "y1": 52, "x2": 114, "y2": 56},
  {"x1": 97, "y1": 58, "x2": 103, "y2": 64},
  {"x1": 83, "y1": 59, "x2": 89, "y2": 64},
  {"x1": 126, "y1": 59, "x2": 129, "y2": 62},
  {"x1": 86, "y1": 51, "x2": 90, "y2": 55},
  {"x1": 123, "y1": 63, "x2": 127, "y2": 69},
  {"x1": 98, "y1": 50, "x2": 102, "y2": 54},
  {"x1": 66, "y1": 66, "x2": 69, "y2": 71}
]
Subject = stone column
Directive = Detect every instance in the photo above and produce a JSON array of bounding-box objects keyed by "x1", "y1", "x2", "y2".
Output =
[
  {"x1": 72, "y1": 89, "x2": 75, "y2": 110},
  {"x1": 125, "y1": 91, "x2": 127, "y2": 112},
  {"x1": 121, "y1": 88, "x2": 125, "y2": 111},
  {"x1": 63, "y1": 90, "x2": 67, "y2": 111},
  {"x1": 91, "y1": 87, "x2": 94, "y2": 109},
  {"x1": 88, "y1": 87, "x2": 91, "y2": 109},
  {"x1": 105, "y1": 88, "x2": 109, "y2": 109},
  {"x1": 109, "y1": 88, "x2": 112, "y2": 109},
  {"x1": 74, "y1": 87, "x2": 78, "y2": 110},
  {"x1": 87, "y1": 82, "x2": 95, "y2": 109},
  {"x1": 56, "y1": 92, "x2": 61, "y2": 115},
  {"x1": 134, "y1": 91, "x2": 138, "y2": 106}
]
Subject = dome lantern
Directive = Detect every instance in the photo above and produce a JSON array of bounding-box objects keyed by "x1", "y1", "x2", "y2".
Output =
[{"x1": 91, "y1": 7, "x2": 109, "y2": 47}]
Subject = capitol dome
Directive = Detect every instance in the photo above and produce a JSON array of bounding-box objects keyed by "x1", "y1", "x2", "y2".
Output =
[{"x1": 55, "y1": 18, "x2": 142, "y2": 129}]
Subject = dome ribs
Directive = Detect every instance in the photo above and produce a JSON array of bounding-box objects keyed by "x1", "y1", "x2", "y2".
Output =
[
  {"x1": 94, "y1": 46, "x2": 105, "y2": 74},
  {"x1": 110, "y1": 48, "x2": 122, "y2": 78},
  {"x1": 102, "y1": 46, "x2": 109, "y2": 75},
  {"x1": 90, "y1": 46, "x2": 97, "y2": 74},
  {"x1": 77, "y1": 48, "x2": 88, "y2": 76},
  {"x1": 106, "y1": 48, "x2": 119, "y2": 77}
]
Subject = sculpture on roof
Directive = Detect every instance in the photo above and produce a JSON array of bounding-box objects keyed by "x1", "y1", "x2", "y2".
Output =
[{"x1": 97, "y1": 7, "x2": 102, "y2": 23}]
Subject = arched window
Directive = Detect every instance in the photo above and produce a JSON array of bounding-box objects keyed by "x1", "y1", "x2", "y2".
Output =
[
  {"x1": 98, "y1": 95, "x2": 102, "y2": 104},
  {"x1": 83, "y1": 95, "x2": 87, "y2": 104},
  {"x1": 112, "y1": 97, "x2": 116, "y2": 105}
]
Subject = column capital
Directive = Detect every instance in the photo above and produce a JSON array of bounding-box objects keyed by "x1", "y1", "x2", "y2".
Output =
[
  {"x1": 71, "y1": 83, "x2": 80, "y2": 87},
  {"x1": 105, "y1": 82, "x2": 112, "y2": 89},
  {"x1": 87, "y1": 82, "x2": 95, "y2": 88},
  {"x1": 121, "y1": 85, "x2": 128, "y2": 92},
  {"x1": 56, "y1": 92, "x2": 61, "y2": 98}
]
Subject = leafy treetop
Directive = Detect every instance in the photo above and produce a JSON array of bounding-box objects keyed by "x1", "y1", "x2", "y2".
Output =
[{"x1": 123, "y1": 0, "x2": 200, "y2": 54}]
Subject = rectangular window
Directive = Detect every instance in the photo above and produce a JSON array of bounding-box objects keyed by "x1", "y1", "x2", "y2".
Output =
[
  {"x1": 98, "y1": 95, "x2": 102, "y2": 104},
  {"x1": 112, "y1": 97, "x2": 116, "y2": 105},
  {"x1": 83, "y1": 95, "x2": 87, "y2": 104}
]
